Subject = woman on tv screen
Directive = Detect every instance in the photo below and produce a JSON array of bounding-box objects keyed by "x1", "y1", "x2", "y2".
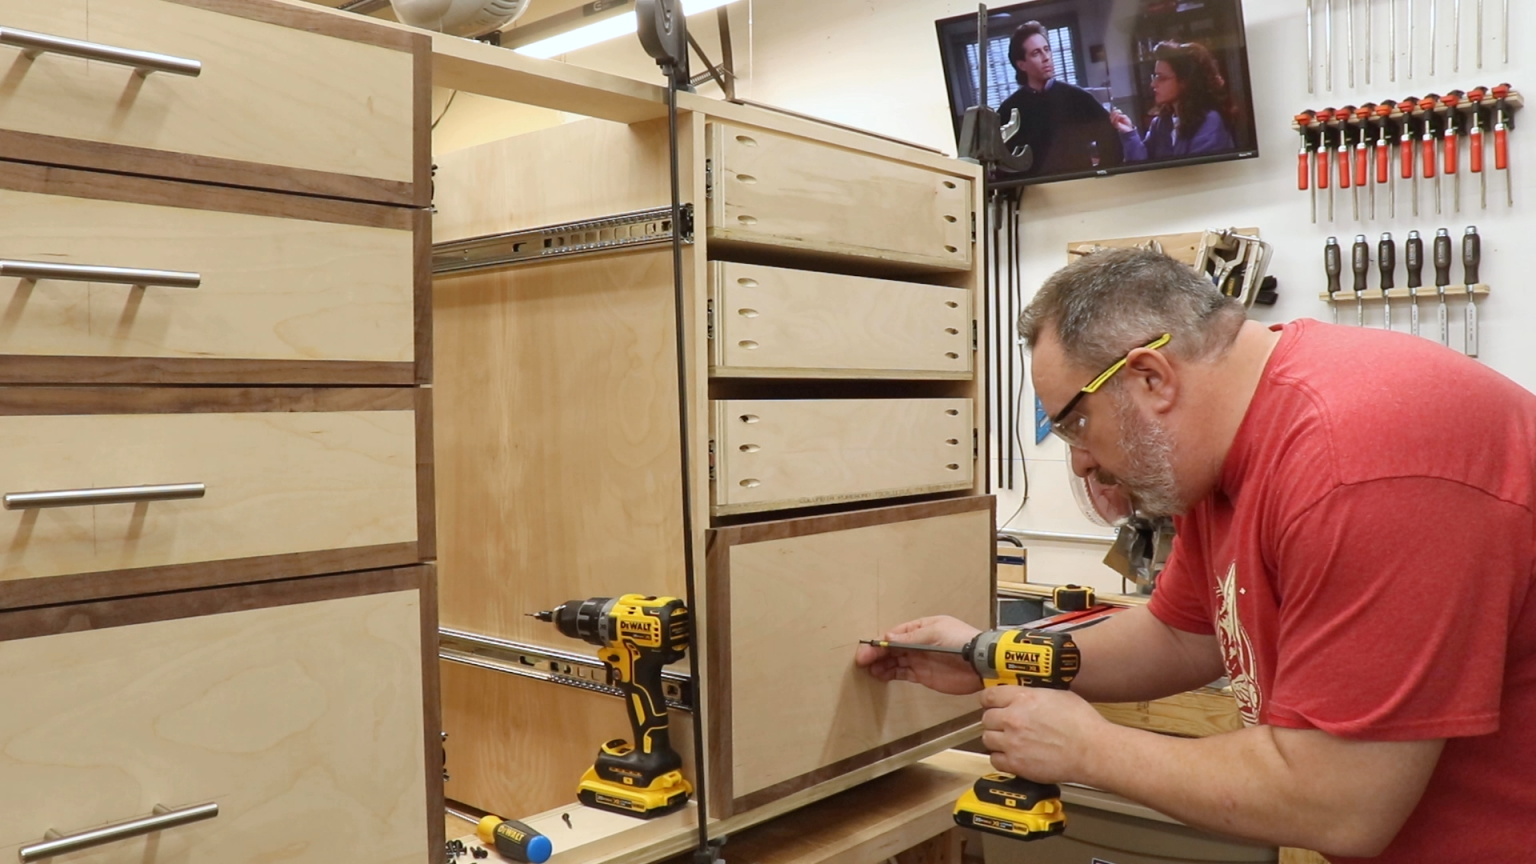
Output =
[{"x1": 1113, "y1": 40, "x2": 1237, "y2": 162}]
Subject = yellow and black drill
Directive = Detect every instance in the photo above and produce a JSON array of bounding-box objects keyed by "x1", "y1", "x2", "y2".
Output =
[
  {"x1": 532, "y1": 594, "x2": 693, "y2": 819},
  {"x1": 863, "y1": 628, "x2": 1081, "y2": 842}
]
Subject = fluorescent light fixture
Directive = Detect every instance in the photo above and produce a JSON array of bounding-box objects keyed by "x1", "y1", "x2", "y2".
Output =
[{"x1": 514, "y1": 0, "x2": 740, "y2": 59}]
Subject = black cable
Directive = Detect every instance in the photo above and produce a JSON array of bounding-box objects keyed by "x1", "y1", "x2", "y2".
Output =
[{"x1": 660, "y1": 74, "x2": 715, "y2": 864}]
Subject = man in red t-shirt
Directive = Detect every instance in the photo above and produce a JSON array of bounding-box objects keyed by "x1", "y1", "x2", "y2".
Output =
[{"x1": 856, "y1": 249, "x2": 1536, "y2": 861}]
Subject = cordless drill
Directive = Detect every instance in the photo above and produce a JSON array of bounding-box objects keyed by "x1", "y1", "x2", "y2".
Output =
[
  {"x1": 863, "y1": 628, "x2": 1081, "y2": 841},
  {"x1": 532, "y1": 594, "x2": 693, "y2": 819}
]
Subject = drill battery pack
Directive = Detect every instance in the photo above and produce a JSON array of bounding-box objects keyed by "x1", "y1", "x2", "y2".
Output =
[
  {"x1": 576, "y1": 738, "x2": 692, "y2": 819},
  {"x1": 953, "y1": 773, "x2": 1067, "y2": 842}
]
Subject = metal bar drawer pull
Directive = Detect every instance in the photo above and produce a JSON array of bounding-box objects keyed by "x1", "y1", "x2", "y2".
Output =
[
  {"x1": 0, "y1": 260, "x2": 201, "y2": 289},
  {"x1": 20, "y1": 802, "x2": 219, "y2": 862},
  {"x1": 4, "y1": 483, "x2": 206, "y2": 510},
  {"x1": 0, "y1": 27, "x2": 202, "y2": 77}
]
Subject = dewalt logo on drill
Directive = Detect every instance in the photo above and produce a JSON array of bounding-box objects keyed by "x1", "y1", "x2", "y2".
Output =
[
  {"x1": 619, "y1": 619, "x2": 657, "y2": 640},
  {"x1": 1003, "y1": 648, "x2": 1049, "y2": 675}
]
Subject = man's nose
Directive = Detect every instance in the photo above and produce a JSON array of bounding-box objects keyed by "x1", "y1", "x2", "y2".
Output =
[{"x1": 1068, "y1": 445, "x2": 1097, "y2": 479}]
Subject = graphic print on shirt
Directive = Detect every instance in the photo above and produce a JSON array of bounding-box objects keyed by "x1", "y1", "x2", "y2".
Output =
[{"x1": 1215, "y1": 562, "x2": 1262, "y2": 725}]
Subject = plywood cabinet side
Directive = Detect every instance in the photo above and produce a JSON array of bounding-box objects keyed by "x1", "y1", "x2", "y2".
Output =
[
  {"x1": 433, "y1": 116, "x2": 674, "y2": 243},
  {"x1": 705, "y1": 497, "x2": 994, "y2": 817},
  {"x1": 440, "y1": 659, "x2": 696, "y2": 822},
  {"x1": 433, "y1": 249, "x2": 692, "y2": 651}
]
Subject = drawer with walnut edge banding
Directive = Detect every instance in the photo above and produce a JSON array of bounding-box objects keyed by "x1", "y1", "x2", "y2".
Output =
[
  {"x1": 0, "y1": 0, "x2": 428, "y2": 206},
  {"x1": 0, "y1": 160, "x2": 425, "y2": 386},
  {"x1": 0, "y1": 387, "x2": 434, "y2": 612}
]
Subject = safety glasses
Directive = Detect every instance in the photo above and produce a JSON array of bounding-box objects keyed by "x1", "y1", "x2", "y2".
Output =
[{"x1": 1048, "y1": 333, "x2": 1172, "y2": 446}]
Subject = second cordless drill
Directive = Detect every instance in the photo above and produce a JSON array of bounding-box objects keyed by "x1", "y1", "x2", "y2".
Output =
[{"x1": 532, "y1": 594, "x2": 692, "y2": 819}]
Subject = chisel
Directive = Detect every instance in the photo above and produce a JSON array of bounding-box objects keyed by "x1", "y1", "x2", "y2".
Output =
[
  {"x1": 1493, "y1": 84, "x2": 1513, "y2": 208},
  {"x1": 1356, "y1": 105, "x2": 1374, "y2": 219},
  {"x1": 1464, "y1": 226, "x2": 1481, "y2": 357},
  {"x1": 1468, "y1": 87, "x2": 1489, "y2": 209},
  {"x1": 1442, "y1": 91, "x2": 1463, "y2": 213},
  {"x1": 1326, "y1": 236, "x2": 1343, "y2": 324},
  {"x1": 1319, "y1": 108, "x2": 1337, "y2": 221},
  {"x1": 1434, "y1": 228, "x2": 1453, "y2": 346},
  {"x1": 1297, "y1": 111, "x2": 1321, "y2": 223},
  {"x1": 1353, "y1": 235, "x2": 1371, "y2": 327},
  {"x1": 1340, "y1": 106, "x2": 1359, "y2": 221},
  {"x1": 1380, "y1": 233, "x2": 1397, "y2": 330},
  {"x1": 1377, "y1": 101, "x2": 1398, "y2": 217},
  {"x1": 1398, "y1": 98, "x2": 1420, "y2": 216},
  {"x1": 1406, "y1": 230, "x2": 1425, "y2": 337},
  {"x1": 1420, "y1": 95, "x2": 1441, "y2": 215}
]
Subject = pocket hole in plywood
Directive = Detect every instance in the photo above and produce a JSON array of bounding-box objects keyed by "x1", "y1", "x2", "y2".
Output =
[
  {"x1": 943, "y1": 180, "x2": 957, "y2": 189},
  {"x1": 944, "y1": 214, "x2": 957, "y2": 223},
  {"x1": 739, "y1": 443, "x2": 760, "y2": 453},
  {"x1": 945, "y1": 409, "x2": 960, "y2": 416},
  {"x1": 737, "y1": 174, "x2": 758, "y2": 184},
  {"x1": 946, "y1": 464, "x2": 961, "y2": 471},
  {"x1": 945, "y1": 245, "x2": 958, "y2": 253},
  {"x1": 740, "y1": 414, "x2": 760, "y2": 424},
  {"x1": 738, "y1": 308, "x2": 760, "y2": 318},
  {"x1": 945, "y1": 327, "x2": 959, "y2": 335},
  {"x1": 945, "y1": 352, "x2": 960, "y2": 359},
  {"x1": 738, "y1": 215, "x2": 759, "y2": 225},
  {"x1": 946, "y1": 438, "x2": 960, "y2": 446},
  {"x1": 946, "y1": 301, "x2": 959, "y2": 308},
  {"x1": 737, "y1": 278, "x2": 759, "y2": 288},
  {"x1": 739, "y1": 340, "x2": 760, "y2": 350},
  {"x1": 740, "y1": 478, "x2": 761, "y2": 488},
  {"x1": 736, "y1": 135, "x2": 758, "y2": 146}
]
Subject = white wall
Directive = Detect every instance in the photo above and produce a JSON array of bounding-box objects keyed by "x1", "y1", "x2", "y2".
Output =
[{"x1": 540, "y1": 0, "x2": 1534, "y2": 592}]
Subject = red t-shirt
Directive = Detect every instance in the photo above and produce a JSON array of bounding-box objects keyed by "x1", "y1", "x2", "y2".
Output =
[{"x1": 1148, "y1": 319, "x2": 1536, "y2": 863}]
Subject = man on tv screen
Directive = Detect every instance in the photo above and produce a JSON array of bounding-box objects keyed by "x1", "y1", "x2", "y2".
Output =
[{"x1": 996, "y1": 20, "x2": 1123, "y2": 177}]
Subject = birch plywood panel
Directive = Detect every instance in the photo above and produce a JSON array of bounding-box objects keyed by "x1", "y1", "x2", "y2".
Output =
[
  {"x1": 433, "y1": 250, "x2": 686, "y2": 651},
  {"x1": 711, "y1": 263, "x2": 973, "y2": 379},
  {"x1": 433, "y1": 117, "x2": 672, "y2": 243},
  {"x1": 711, "y1": 399, "x2": 975, "y2": 515},
  {"x1": 0, "y1": 0, "x2": 414, "y2": 189},
  {"x1": 440, "y1": 660, "x2": 695, "y2": 822},
  {"x1": 0, "y1": 589, "x2": 428, "y2": 864},
  {"x1": 707, "y1": 497, "x2": 994, "y2": 816},
  {"x1": 0, "y1": 408, "x2": 417, "y2": 584},
  {"x1": 706, "y1": 123, "x2": 973, "y2": 273},
  {"x1": 0, "y1": 187, "x2": 414, "y2": 364}
]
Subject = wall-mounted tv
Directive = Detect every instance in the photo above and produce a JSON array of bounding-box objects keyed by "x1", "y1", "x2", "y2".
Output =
[{"x1": 936, "y1": 0, "x2": 1259, "y2": 187}]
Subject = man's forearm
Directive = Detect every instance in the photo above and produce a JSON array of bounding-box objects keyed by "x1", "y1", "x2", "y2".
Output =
[
  {"x1": 1068, "y1": 607, "x2": 1225, "y2": 703},
  {"x1": 1078, "y1": 723, "x2": 1422, "y2": 858}
]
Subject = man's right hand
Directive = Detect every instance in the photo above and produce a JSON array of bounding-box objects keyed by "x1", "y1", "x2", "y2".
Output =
[{"x1": 854, "y1": 616, "x2": 982, "y2": 695}]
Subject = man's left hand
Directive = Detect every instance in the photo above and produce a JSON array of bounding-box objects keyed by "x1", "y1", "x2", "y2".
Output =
[{"x1": 978, "y1": 686, "x2": 1108, "y2": 783}]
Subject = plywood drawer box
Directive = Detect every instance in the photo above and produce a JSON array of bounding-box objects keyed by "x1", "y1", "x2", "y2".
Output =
[
  {"x1": 0, "y1": 567, "x2": 436, "y2": 864},
  {"x1": 706, "y1": 122, "x2": 974, "y2": 272},
  {"x1": 0, "y1": 388, "x2": 429, "y2": 610},
  {"x1": 705, "y1": 496, "x2": 994, "y2": 817},
  {"x1": 0, "y1": 0, "x2": 426, "y2": 206},
  {"x1": 711, "y1": 398, "x2": 975, "y2": 515},
  {"x1": 0, "y1": 161, "x2": 422, "y2": 385},
  {"x1": 710, "y1": 262, "x2": 973, "y2": 379}
]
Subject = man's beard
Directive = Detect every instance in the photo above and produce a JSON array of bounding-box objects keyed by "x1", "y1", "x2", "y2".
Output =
[{"x1": 1096, "y1": 387, "x2": 1184, "y2": 518}]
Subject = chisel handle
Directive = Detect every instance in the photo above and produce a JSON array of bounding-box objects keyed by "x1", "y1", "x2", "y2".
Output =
[
  {"x1": 1356, "y1": 143, "x2": 1370, "y2": 187},
  {"x1": 1423, "y1": 135, "x2": 1437, "y2": 179},
  {"x1": 1471, "y1": 126, "x2": 1485, "y2": 172},
  {"x1": 1341, "y1": 144, "x2": 1353, "y2": 189},
  {"x1": 1320, "y1": 148, "x2": 1332, "y2": 189},
  {"x1": 1406, "y1": 232, "x2": 1425, "y2": 289},
  {"x1": 1325, "y1": 237, "x2": 1343, "y2": 294},
  {"x1": 1377, "y1": 139, "x2": 1391, "y2": 183},
  {"x1": 1402, "y1": 134, "x2": 1416, "y2": 178},
  {"x1": 1445, "y1": 129, "x2": 1459, "y2": 174},
  {"x1": 1379, "y1": 234, "x2": 1397, "y2": 290},
  {"x1": 1353, "y1": 236, "x2": 1371, "y2": 293},
  {"x1": 1434, "y1": 230, "x2": 1453, "y2": 287},
  {"x1": 1495, "y1": 126, "x2": 1509, "y2": 170},
  {"x1": 1299, "y1": 150, "x2": 1311, "y2": 190},
  {"x1": 1464, "y1": 227, "x2": 1481, "y2": 284}
]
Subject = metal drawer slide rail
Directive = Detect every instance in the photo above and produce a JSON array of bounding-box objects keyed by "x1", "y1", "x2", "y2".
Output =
[
  {"x1": 432, "y1": 205, "x2": 694, "y2": 276},
  {"x1": 439, "y1": 627, "x2": 693, "y2": 711}
]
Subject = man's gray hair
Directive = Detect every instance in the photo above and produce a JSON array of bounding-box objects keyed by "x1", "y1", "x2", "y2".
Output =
[{"x1": 1018, "y1": 248, "x2": 1245, "y2": 371}]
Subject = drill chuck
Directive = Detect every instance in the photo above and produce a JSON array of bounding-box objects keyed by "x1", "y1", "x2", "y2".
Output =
[{"x1": 532, "y1": 597, "x2": 617, "y2": 647}]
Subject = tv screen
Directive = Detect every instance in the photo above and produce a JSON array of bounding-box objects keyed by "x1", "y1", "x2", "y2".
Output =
[{"x1": 936, "y1": 0, "x2": 1259, "y2": 187}]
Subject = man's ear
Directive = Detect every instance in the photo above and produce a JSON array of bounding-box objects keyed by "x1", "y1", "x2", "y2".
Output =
[{"x1": 1123, "y1": 347, "x2": 1178, "y2": 414}]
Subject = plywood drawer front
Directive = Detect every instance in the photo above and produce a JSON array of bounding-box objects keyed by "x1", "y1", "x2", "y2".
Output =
[
  {"x1": 707, "y1": 123, "x2": 973, "y2": 272},
  {"x1": 0, "y1": 0, "x2": 417, "y2": 200},
  {"x1": 711, "y1": 263, "x2": 973, "y2": 378},
  {"x1": 712, "y1": 399, "x2": 974, "y2": 514},
  {"x1": 707, "y1": 497, "x2": 993, "y2": 815},
  {"x1": 0, "y1": 185, "x2": 415, "y2": 366},
  {"x1": 0, "y1": 402, "x2": 417, "y2": 584},
  {"x1": 0, "y1": 584, "x2": 429, "y2": 864}
]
